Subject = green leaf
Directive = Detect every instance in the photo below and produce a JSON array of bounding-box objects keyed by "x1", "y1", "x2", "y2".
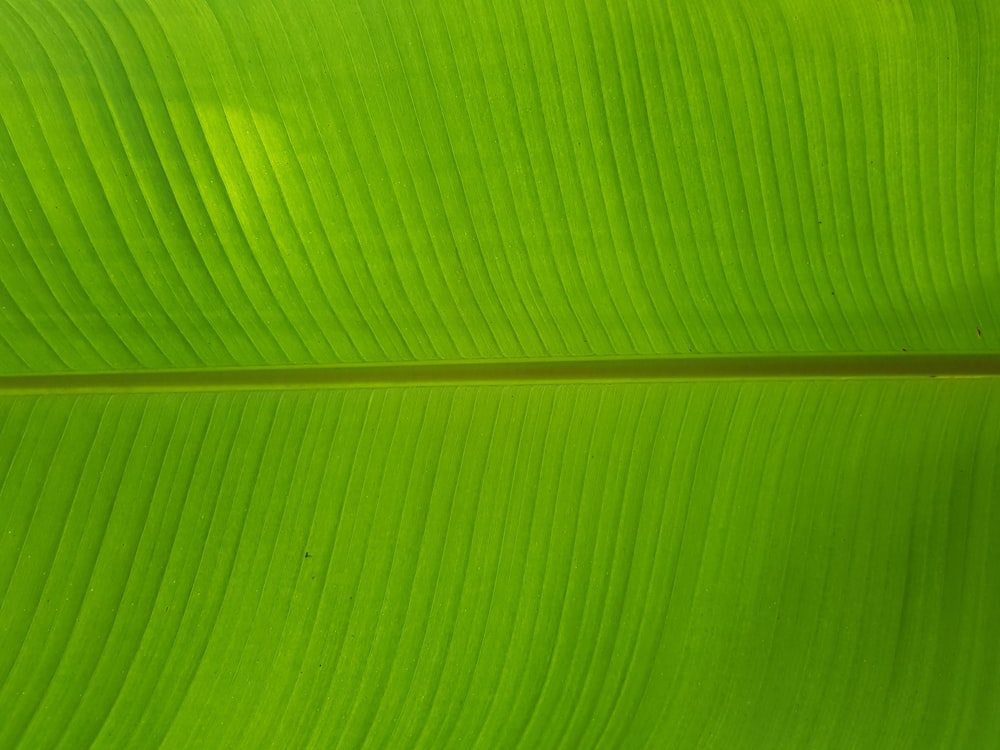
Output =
[{"x1": 1, "y1": 0, "x2": 998, "y2": 747}]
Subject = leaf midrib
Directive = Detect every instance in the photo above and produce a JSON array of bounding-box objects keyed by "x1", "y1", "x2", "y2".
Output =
[{"x1": 1, "y1": 353, "x2": 998, "y2": 394}]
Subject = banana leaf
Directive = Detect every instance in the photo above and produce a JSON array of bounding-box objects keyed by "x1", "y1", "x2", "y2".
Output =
[{"x1": 1, "y1": 0, "x2": 998, "y2": 747}]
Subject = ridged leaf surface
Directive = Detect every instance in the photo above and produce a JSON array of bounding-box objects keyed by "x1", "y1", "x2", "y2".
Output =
[{"x1": 1, "y1": 0, "x2": 998, "y2": 747}]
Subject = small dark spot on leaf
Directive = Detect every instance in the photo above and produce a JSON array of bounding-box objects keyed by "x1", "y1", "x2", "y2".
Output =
[
  {"x1": 901, "y1": 348, "x2": 907, "y2": 352},
  {"x1": 304, "y1": 552, "x2": 312, "y2": 559},
  {"x1": 977, "y1": 326, "x2": 982, "y2": 338}
]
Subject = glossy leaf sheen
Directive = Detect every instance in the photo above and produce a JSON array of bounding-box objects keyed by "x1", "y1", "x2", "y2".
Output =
[{"x1": 0, "y1": 0, "x2": 998, "y2": 747}]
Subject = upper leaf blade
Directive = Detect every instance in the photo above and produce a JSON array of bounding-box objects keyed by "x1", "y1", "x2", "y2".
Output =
[{"x1": 1, "y1": 0, "x2": 997, "y2": 374}]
